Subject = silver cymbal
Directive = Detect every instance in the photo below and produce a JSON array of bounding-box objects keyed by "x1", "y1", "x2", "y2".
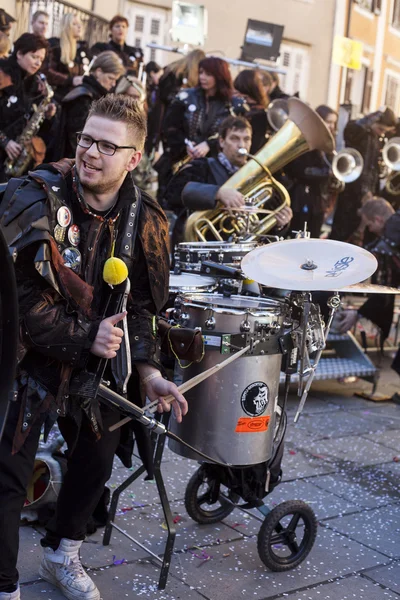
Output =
[
  {"x1": 338, "y1": 282, "x2": 400, "y2": 294},
  {"x1": 241, "y1": 238, "x2": 378, "y2": 291}
]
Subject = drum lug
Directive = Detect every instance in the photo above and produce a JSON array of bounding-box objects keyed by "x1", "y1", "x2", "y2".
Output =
[
  {"x1": 205, "y1": 316, "x2": 216, "y2": 330},
  {"x1": 180, "y1": 312, "x2": 190, "y2": 326},
  {"x1": 240, "y1": 318, "x2": 251, "y2": 333}
]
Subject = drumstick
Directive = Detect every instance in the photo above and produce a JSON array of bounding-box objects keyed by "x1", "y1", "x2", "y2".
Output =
[
  {"x1": 146, "y1": 340, "x2": 258, "y2": 413},
  {"x1": 108, "y1": 341, "x2": 257, "y2": 431}
]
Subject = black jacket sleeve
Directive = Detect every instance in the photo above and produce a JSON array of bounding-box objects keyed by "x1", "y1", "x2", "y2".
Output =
[
  {"x1": 163, "y1": 97, "x2": 188, "y2": 161},
  {"x1": 16, "y1": 243, "x2": 100, "y2": 367},
  {"x1": 164, "y1": 159, "x2": 218, "y2": 211}
]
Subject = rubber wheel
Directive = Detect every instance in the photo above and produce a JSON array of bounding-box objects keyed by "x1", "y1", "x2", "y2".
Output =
[
  {"x1": 257, "y1": 500, "x2": 318, "y2": 571},
  {"x1": 184, "y1": 466, "x2": 239, "y2": 524}
]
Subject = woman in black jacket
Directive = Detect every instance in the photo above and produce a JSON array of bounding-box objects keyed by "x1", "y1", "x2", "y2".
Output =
[
  {"x1": 60, "y1": 51, "x2": 125, "y2": 158},
  {"x1": 0, "y1": 33, "x2": 55, "y2": 181},
  {"x1": 158, "y1": 56, "x2": 247, "y2": 202},
  {"x1": 43, "y1": 13, "x2": 90, "y2": 103},
  {"x1": 233, "y1": 69, "x2": 270, "y2": 153}
]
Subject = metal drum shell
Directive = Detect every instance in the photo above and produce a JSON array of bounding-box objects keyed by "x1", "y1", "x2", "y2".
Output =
[
  {"x1": 168, "y1": 294, "x2": 285, "y2": 466},
  {"x1": 176, "y1": 241, "x2": 258, "y2": 273}
]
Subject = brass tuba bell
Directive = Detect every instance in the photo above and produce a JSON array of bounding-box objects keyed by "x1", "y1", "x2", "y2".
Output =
[
  {"x1": 383, "y1": 137, "x2": 400, "y2": 196},
  {"x1": 331, "y1": 148, "x2": 364, "y2": 183},
  {"x1": 184, "y1": 97, "x2": 335, "y2": 242}
]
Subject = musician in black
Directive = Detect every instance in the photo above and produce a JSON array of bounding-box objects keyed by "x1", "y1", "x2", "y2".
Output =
[
  {"x1": 159, "y1": 57, "x2": 248, "y2": 203},
  {"x1": 91, "y1": 15, "x2": 143, "y2": 77},
  {"x1": 284, "y1": 105, "x2": 338, "y2": 238},
  {"x1": 336, "y1": 197, "x2": 397, "y2": 342},
  {"x1": 44, "y1": 14, "x2": 90, "y2": 103},
  {"x1": 0, "y1": 94, "x2": 187, "y2": 600},
  {"x1": 233, "y1": 69, "x2": 270, "y2": 153},
  {"x1": 164, "y1": 115, "x2": 292, "y2": 246},
  {"x1": 59, "y1": 51, "x2": 125, "y2": 157},
  {"x1": 0, "y1": 33, "x2": 56, "y2": 182},
  {"x1": 330, "y1": 108, "x2": 397, "y2": 243}
]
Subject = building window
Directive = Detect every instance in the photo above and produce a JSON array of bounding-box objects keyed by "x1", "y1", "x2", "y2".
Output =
[
  {"x1": 135, "y1": 37, "x2": 141, "y2": 48},
  {"x1": 277, "y1": 43, "x2": 310, "y2": 100},
  {"x1": 150, "y1": 44, "x2": 157, "y2": 61},
  {"x1": 134, "y1": 15, "x2": 144, "y2": 32},
  {"x1": 392, "y1": 0, "x2": 400, "y2": 28},
  {"x1": 150, "y1": 19, "x2": 160, "y2": 35},
  {"x1": 355, "y1": 0, "x2": 374, "y2": 11},
  {"x1": 384, "y1": 73, "x2": 400, "y2": 113}
]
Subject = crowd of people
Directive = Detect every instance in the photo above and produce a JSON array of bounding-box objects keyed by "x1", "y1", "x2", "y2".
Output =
[{"x1": 1, "y1": 8, "x2": 400, "y2": 600}]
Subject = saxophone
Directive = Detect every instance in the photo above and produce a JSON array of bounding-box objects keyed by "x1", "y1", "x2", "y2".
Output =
[{"x1": 4, "y1": 75, "x2": 54, "y2": 178}]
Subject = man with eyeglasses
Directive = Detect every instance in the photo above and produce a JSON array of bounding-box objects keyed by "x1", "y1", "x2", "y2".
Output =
[{"x1": 0, "y1": 94, "x2": 188, "y2": 600}]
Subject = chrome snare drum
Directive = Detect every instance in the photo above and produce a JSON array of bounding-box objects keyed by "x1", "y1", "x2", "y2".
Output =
[
  {"x1": 175, "y1": 241, "x2": 258, "y2": 273},
  {"x1": 169, "y1": 272, "x2": 217, "y2": 295},
  {"x1": 169, "y1": 294, "x2": 286, "y2": 466}
]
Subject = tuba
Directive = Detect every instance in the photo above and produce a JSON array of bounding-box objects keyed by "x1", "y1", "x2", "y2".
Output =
[
  {"x1": 383, "y1": 137, "x2": 400, "y2": 196},
  {"x1": 184, "y1": 98, "x2": 335, "y2": 242}
]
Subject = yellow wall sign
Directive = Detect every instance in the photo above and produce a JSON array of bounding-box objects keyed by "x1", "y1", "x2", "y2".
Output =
[{"x1": 332, "y1": 35, "x2": 363, "y2": 70}]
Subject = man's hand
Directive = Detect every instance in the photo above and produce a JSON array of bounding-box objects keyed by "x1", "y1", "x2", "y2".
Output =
[
  {"x1": 188, "y1": 141, "x2": 210, "y2": 159},
  {"x1": 144, "y1": 376, "x2": 188, "y2": 423},
  {"x1": 5, "y1": 140, "x2": 22, "y2": 160},
  {"x1": 90, "y1": 311, "x2": 126, "y2": 359},
  {"x1": 334, "y1": 309, "x2": 358, "y2": 334},
  {"x1": 275, "y1": 206, "x2": 293, "y2": 229},
  {"x1": 73, "y1": 75, "x2": 84, "y2": 86},
  {"x1": 216, "y1": 188, "x2": 245, "y2": 209},
  {"x1": 44, "y1": 102, "x2": 57, "y2": 119}
]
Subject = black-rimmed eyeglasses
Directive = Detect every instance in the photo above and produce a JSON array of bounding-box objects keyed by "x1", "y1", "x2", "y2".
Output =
[{"x1": 76, "y1": 133, "x2": 137, "y2": 156}]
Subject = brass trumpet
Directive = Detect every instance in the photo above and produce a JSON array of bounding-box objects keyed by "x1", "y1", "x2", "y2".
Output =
[{"x1": 184, "y1": 98, "x2": 335, "y2": 242}]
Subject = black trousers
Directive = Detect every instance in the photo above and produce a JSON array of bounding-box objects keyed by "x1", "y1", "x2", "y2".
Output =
[{"x1": 0, "y1": 392, "x2": 121, "y2": 592}]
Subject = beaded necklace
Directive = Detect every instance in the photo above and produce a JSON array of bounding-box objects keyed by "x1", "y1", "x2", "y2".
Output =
[{"x1": 72, "y1": 167, "x2": 121, "y2": 224}]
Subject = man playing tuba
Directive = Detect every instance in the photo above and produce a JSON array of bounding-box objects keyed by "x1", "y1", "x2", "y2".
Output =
[{"x1": 164, "y1": 115, "x2": 293, "y2": 247}]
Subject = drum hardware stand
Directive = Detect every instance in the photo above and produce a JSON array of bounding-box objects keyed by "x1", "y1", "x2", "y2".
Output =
[{"x1": 293, "y1": 293, "x2": 341, "y2": 422}]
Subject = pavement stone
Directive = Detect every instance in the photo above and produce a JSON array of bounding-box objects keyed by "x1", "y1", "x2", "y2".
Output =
[
  {"x1": 282, "y1": 574, "x2": 400, "y2": 599},
  {"x1": 325, "y1": 504, "x2": 400, "y2": 559},
  {"x1": 292, "y1": 410, "x2": 394, "y2": 438},
  {"x1": 309, "y1": 467, "x2": 400, "y2": 509},
  {"x1": 301, "y1": 435, "x2": 396, "y2": 466},
  {"x1": 363, "y1": 560, "x2": 400, "y2": 595},
  {"x1": 281, "y1": 445, "x2": 336, "y2": 481},
  {"x1": 363, "y1": 429, "x2": 400, "y2": 453},
  {"x1": 18, "y1": 526, "x2": 43, "y2": 584}
]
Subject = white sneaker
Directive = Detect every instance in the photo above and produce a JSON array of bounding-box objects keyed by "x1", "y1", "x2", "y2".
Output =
[
  {"x1": 39, "y1": 539, "x2": 100, "y2": 600},
  {"x1": 0, "y1": 587, "x2": 20, "y2": 600}
]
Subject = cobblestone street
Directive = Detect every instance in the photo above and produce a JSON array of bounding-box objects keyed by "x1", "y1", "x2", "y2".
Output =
[{"x1": 16, "y1": 357, "x2": 400, "y2": 600}]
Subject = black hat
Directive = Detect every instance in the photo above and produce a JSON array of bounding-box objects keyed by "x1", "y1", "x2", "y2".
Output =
[{"x1": 0, "y1": 9, "x2": 16, "y2": 32}]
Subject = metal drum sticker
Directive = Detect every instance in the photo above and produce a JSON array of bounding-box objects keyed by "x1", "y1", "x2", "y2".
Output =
[
  {"x1": 235, "y1": 416, "x2": 270, "y2": 433},
  {"x1": 240, "y1": 382, "x2": 269, "y2": 417}
]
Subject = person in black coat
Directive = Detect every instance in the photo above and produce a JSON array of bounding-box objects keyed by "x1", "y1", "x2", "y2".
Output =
[
  {"x1": 43, "y1": 14, "x2": 90, "y2": 104},
  {"x1": 0, "y1": 33, "x2": 56, "y2": 182},
  {"x1": 164, "y1": 115, "x2": 292, "y2": 246},
  {"x1": 91, "y1": 15, "x2": 143, "y2": 76},
  {"x1": 158, "y1": 56, "x2": 247, "y2": 203},
  {"x1": 330, "y1": 108, "x2": 397, "y2": 243},
  {"x1": 284, "y1": 105, "x2": 338, "y2": 238},
  {"x1": 233, "y1": 68, "x2": 271, "y2": 153},
  {"x1": 60, "y1": 51, "x2": 125, "y2": 158}
]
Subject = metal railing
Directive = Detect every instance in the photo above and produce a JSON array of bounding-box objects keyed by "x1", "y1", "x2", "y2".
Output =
[{"x1": 14, "y1": 0, "x2": 109, "y2": 46}]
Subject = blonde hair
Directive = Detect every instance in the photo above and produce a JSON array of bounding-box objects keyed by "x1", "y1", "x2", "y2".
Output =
[
  {"x1": 115, "y1": 75, "x2": 146, "y2": 104},
  {"x1": 166, "y1": 49, "x2": 206, "y2": 88},
  {"x1": 88, "y1": 94, "x2": 147, "y2": 151},
  {"x1": 0, "y1": 31, "x2": 10, "y2": 57},
  {"x1": 90, "y1": 51, "x2": 125, "y2": 78},
  {"x1": 60, "y1": 13, "x2": 80, "y2": 66}
]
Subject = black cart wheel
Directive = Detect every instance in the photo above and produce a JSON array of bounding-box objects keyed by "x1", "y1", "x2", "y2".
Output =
[
  {"x1": 257, "y1": 500, "x2": 317, "y2": 571},
  {"x1": 185, "y1": 466, "x2": 239, "y2": 524}
]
